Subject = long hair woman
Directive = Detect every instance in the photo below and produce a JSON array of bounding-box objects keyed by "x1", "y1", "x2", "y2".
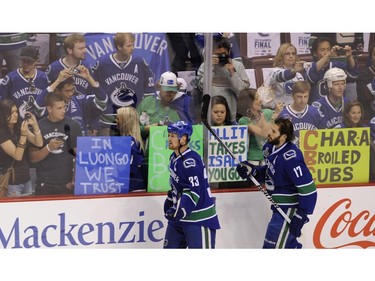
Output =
[
  {"x1": 0, "y1": 99, "x2": 43, "y2": 196},
  {"x1": 116, "y1": 106, "x2": 146, "y2": 192}
]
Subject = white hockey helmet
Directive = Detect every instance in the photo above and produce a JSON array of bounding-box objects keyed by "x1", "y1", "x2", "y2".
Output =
[{"x1": 324, "y1": 67, "x2": 347, "y2": 88}]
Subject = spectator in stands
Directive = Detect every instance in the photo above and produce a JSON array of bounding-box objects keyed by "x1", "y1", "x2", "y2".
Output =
[
  {"x1": 137, "y1": 71, "x2": 194, "y2": 184},
  {"x1": 116, "y1": 106, "x2": 146, "y2": 192},
  {"x1": 195, "y1": 33, "x2": 243, "y2": 63},
  {"x1": 0, "y1": 46, "x2": 48, "y2": 120},
  {"x1": 36, "y1": 67, "x2": 107, "y2": 136},
  {"x1": 209, "y1": 95, "x2": 241, "y2": 189},
  {"x1": 306, "y1": 36, "x2": 359, "y2": 103},
  {"x1": 45, "y1": 33, "x2": 91, "y2": 89},
  {"x1": 312, "y1": 68, "x2": 351, "y2": 129},
  {"x1": 0, "y1": 33, "x2": 27, "y2": 78},
  {"x1": 335, "y1": 100, "x2": 366, "y2": 128},
  {"x1": 91, "y1": 33, "x2": 156, "y2": 135},
  {"x1": 335, "y1": 101, "x2": 373, "y2": 183},
  {"x1": 197, "y1": 36, "x2": 250, "y2": 123},
  {"x1": 44, "y1": 34, "x2": 101, "y2": 132},
  {"x1": 29, "y1": 93, "x2": 81, "y2": 195},
  {"x1": 210, "y1": 95, "x2": 234, "y2": 126},
  {"x1": 0, "y1": 99, "x2": 43, "y2": 196},
  {"x1": 137, "y1": 71, "x2": 194, "y2": 139},
  {"x1": 167, "y1": 33, "x2": 202, "y2": 73},
  {"x1": 267, "y1": 43, "x2": 305, "y2": 106},
  {"x1": 356, "y1": 44, "x2": 375, "y2": 121},
  {"x1": 238, "y1": 88, "x2": 283, "y2": 167},
  {"x1": 279, "y1": 81, "x2": 321, "y2": 147}
]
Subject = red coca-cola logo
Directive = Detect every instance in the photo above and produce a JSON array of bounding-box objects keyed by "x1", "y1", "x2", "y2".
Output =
[{"x1": 314, "y1": 198, "x2": 375, "y2": 248}]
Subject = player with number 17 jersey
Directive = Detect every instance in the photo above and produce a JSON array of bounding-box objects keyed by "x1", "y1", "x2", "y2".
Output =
[{"x1": 261, "y1": 141, "x2": 317, "y2": 215}]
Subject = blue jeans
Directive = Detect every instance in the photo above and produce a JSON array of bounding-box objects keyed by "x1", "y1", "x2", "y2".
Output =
[{"x1": 7, "y1": 180, "x2": 33, "y2": 197}]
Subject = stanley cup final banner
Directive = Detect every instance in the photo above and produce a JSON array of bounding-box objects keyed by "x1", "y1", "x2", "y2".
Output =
[{"x1": 300, "y1": 127, "x2": 370, "y2": 185}]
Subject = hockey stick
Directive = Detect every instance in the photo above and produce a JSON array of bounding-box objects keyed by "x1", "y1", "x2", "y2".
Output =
[{"x1": 201, "y1": 94, "x2": 291, "y2": 224}]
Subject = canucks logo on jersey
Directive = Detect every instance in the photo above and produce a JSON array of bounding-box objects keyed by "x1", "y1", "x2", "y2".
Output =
[
  {"x1": 283, "y1": 80, "x2": 294, "y2": 96},
  {"x1": 110, "y1": 82, "x2": 137, "y2": 108},
  {"x1": 19, "y1": 96, "x2": 45, "y2": 118}
]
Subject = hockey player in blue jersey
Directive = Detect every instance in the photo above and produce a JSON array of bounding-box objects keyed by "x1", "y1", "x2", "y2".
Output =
[
  {"x1": 237, "y1": 117, "x2": 317, "y2": 248},
  {"x1": 163, "y1": 121, "x2": 220, "y2": 248},
  {"x1": 312, "y1": 67, "x2": 351, "y2": 129}
]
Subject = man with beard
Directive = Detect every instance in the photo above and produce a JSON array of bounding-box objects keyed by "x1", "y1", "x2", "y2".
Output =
[{"x1": 236, "y1": 117, "x2": 317, "y2": 248}]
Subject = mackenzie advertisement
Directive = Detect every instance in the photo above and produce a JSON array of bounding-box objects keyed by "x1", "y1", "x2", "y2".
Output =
[{"x1": 1, "y1": 184, "x2": 375, "y2": 249}]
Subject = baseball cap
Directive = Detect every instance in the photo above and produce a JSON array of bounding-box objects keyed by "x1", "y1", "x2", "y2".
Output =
[
  {"x1": 177, "y1": 77, "x2": 187, "y2": 92},
  {"x1": 20, "y1": 46, "x2": 39, "y2": 62},
  {"x1": 159, "y1": 71, "x2": 177, "y2": 92}
]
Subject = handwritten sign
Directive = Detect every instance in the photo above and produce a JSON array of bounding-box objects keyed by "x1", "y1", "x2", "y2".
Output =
[
  {"x1": 147, "y1": 125, "x2": 203, "y2": 192},
  {"x1": 75, "y1": 136, "x2": 131, "y2": 195},
  {"x1": 207, "y1": 125, "x2": 248, "y2": 183},
  {"x1": 300, "y1": 128, "x2": 370, "y2": 185}
]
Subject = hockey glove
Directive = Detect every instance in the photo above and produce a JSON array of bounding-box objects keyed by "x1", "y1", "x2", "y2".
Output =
[
  {"x1": 236, "y1": 161, "x2": 256, "y2": 179},
  {"x1": 163, "y1": 190, "x2": 174, "y2": 213},
  {"x1": 165, "y1": 206, "x2": 186, "y2": 221},
  {"x1": 289, "y1": 209, "x2": 309, "y2": 237}
]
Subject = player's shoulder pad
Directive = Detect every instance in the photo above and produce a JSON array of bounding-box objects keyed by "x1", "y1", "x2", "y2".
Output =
[
  {"x1": 183, "y1": 157, "x2": 196, "y2": 169},
  {"x1": 283, "y1": 149, "x2": 297, "y2": 161},
  {"x1": 371, "y1": 116, "x2": 375, "y2": 125}
]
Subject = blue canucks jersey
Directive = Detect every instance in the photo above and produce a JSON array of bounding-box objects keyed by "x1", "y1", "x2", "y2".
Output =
[
  {"x1": 306, "y1": 61, "x2": 359, "y2": 102},
  {"x1": 280, "y1": 104, "x2": 322, "y2": 146},
  {"x1": 0, "y1": 69, "x2": 49, "y2": 119},
  {"x1": 257, "y1": 141, "x2": 317, "y2": 215},
  {"x1": 168, "y1": 148, "x2": 220, "y2": 229},
  {"x1": 91, "y1": 53, "x2": 156, "y2": 124},
  {"x1": 45, "y1": 58, "x2": 93, "y2": 99},
  {"x1": 312, "y1": 96, "x2": 350, "y2": 129}
]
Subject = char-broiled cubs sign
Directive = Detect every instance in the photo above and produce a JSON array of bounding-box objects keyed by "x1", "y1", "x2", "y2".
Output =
[
  {"x1": 300, "y1": 128, "x2": 370, "y2": 185},
  {"x1": 207, "y1": 125, "x2": 247, "y2": 183},
  {"x1": 75, "y1": 137, "x2": 131, "y2": 195}
]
